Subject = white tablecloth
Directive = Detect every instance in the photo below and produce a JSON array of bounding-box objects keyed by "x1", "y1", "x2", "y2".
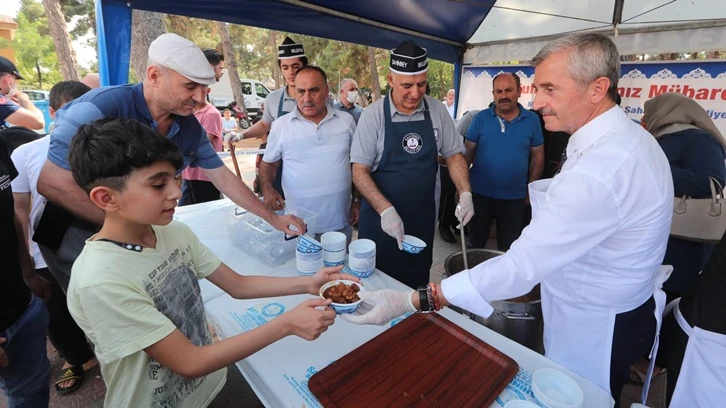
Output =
[{"x1": 175, "y1": 199, "x2": 615, "y2": 408}]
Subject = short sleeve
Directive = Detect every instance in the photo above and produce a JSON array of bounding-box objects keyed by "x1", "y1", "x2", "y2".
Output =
[
  {"x1": 262, "y1": 120, "x2": 283, "y2": 163},
  {"x1": 198, "y1": 109, "x2": 223, "y2": 138},
  {"x1": 10, "y1": 147, "x2": 30, "y2": 193},
  {"x1": 75, "y1": 282, "x2": 177, "y2": 363},
  {"x1": 176, "y1": 222, "x2": 222, "y2": 278},
  {"x1": 262, "y1": 93, "x2": 276, "y2": 124},
  {"x1": 350, "y1": 108, "x2": 380, "y2": 167},
  {"x1": 191, "y1": 132, "x2": 224, "y2": 169},
  {"x1": 465, "y1": 113, "x2": 483, "y2": 144},
  {"x1": 48, "y1": 101, "x2": 106, "y2": 170},
  {"x1": 0, "y1": 95, "x2": 20, "y2": 122}
]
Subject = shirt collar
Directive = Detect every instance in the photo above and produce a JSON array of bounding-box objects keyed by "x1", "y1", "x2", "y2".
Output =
[
  {"x1": 292, "y1": 102, "x2": 337, "y2": 123},
  {"x1": 490, "y1": 103, "x2": 527, "y2": 122},
  {"x1": 387, "y1": 91, "x2": 425, "y2": 118},
  {"x1": 132, "y1": 83, "x2": 152, "y2": 122},
  {"x1": 281, "y1": 86, "x2": 296, "y2": 101},
  {"x1": 567, "y1": 105, "x2": 625, "y2": 159}
]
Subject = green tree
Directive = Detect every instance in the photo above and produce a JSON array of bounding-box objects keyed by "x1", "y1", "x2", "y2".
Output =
[{"x1": 5, "y1": 0, "x2": 62, "y2": 89}]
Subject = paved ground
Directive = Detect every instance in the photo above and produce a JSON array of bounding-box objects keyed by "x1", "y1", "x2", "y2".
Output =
[{"x1": 1, "y1": 140, "x2": 665, "y2": 407}]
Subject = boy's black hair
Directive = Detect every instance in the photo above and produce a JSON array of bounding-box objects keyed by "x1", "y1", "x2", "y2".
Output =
[
  {"x1": 49, "y1": 81, "x2": 92, "y2": 111},
  {"x1": 202, "y1": 49, "x2": 224, "y2": 65},
  {"x1": 69, "y1": 118, "x2": 184, "y2": 194}
]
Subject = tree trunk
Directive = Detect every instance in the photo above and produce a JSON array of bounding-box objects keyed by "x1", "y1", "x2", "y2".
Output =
[
  {"x1": 42, "y1": 0, "x2": 80, "y2": 81},
  {"x1": 368, "y1": 46, "x2": 381, "y2": 102},
  {"x1": 130, "y1": 10, "x2": 167, "y2": 83},
  {"x1": 269, "y1": 31, "x2": 281, "y2": 89},
  {"x1": 36, "y1": 60, "x2": 43, "y2": 89},
  {"x1": 216, "y1": 21, "x2": 248, "y2": 115}
]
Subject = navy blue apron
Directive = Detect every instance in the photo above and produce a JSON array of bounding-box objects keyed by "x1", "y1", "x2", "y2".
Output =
[
  {"x1": 271, "y1": 90, "x2": 290, "y2": 198},
  {"x1": 358, "y1": 95, "x2": 437, "y2": 289}
]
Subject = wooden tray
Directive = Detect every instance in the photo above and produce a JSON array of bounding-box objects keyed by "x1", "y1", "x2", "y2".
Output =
[{"x1": 309, "y1": 312, "x2": 519, "y2": 407}]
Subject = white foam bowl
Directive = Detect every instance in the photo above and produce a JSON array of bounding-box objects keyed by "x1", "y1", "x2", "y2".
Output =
[
  {"x1": 402, "y1": 234, "x2": 426, "y2": 254},
  {"x1": 532, "y1": 368, "x2": 584, "y2": 408},
  {"x1": 319, "y1": 280, "x2": 365, "y2": 314}
]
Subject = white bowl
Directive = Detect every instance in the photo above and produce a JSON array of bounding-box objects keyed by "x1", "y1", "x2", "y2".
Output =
[
  {"x1": 349, "y1": 239, "x2": 375, "y2": 259},
  {"x1": 503, "y1": 401, "x2": 541, "y2": 408},
  {"x1": 532, "y1": 368, "x2": 584, "y2": 408},
  {"x1": 297, "y1": 235, "x2": 323, "y2": 252},
  {"x1": 321, "y1": 231, "x2": 347, "y2": 252},
  {"x1": 402, "y1": 234, "x2": 427, "y2": 254},
  {"x1": 319, "y1": 280, "x2": 364, "y2": 314}
]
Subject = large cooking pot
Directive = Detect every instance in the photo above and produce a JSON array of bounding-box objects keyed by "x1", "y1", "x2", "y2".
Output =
[{"x1": 444, "y1": 249, "x2": 544, "y2": 354}]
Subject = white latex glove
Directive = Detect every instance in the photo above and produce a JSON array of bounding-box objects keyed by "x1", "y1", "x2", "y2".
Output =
[
  {"x1": 224, "y1": 132, "x2": 241, "y2": 144},
  {"x1": 380, "y1": 206, "x2": 405, "y2": 250},
  {"x1": 455, "y1": 192, "x2": 475, "y2": 226},
  {"x1": 341, "y1": 289, "x2": 416, "y2": 325}
]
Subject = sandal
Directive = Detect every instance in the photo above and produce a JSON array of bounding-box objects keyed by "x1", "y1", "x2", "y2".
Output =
[{"x1": 54, "y1": 365, "x2": 85, "y2": 395}]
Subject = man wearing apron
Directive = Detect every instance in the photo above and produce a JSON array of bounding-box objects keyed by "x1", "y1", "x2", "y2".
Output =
[
  {"x1": 350, "y1": 41, "x2": 474, "y2": 289},
  {"x1": 345, "y1": 34, "x2": 672, "y2": 407},
  {"x1": 239, "y1": 37, "x2": 308, "y2": 207}
]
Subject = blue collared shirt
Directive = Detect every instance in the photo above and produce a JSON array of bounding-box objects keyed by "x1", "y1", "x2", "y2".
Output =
[
  {"x1": 466, "y1": 104, "x2": 543, "y2": 199},
  {"x1": 48, "y1": 83, "x2": 223, "y2": 171}
]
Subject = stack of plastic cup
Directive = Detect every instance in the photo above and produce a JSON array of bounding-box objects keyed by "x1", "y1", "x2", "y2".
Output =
[
  {"x1": 296, "y1": 235, "x2": 323, "y2": 276},
  {"x1": 321, "y1": 231, "x2": 347, "y2": 267}
]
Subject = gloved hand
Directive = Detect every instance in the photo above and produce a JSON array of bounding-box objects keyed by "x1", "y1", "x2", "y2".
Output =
[
  {"x1": 380, "y1": 206, "x2": 405, "y2": 250},
  {"x1": 341, "y1": 289, "x2": 416, "y2": 325},
  {"x1": 455, "y1": 192, "x2": 475, "y2": 226},
  {"x1": 224, "y1": 132, "x2": 241, "y2": 144}
]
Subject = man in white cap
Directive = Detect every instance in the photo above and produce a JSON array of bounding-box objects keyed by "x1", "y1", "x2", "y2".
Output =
[
  {"x1": 35, "y1": 33, "x2": 305, "y2": 290},
  {"x1": 350, "y1": 40, "x2": 474, "y2": 289}
]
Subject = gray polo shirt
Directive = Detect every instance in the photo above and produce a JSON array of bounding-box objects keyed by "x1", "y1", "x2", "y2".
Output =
[
  {"x1": 350, "y1": 93, "x2": 463, "y2": 171},
  {"x1": 334, "y1": 101, "x2": 364, "y2": 124},
  {"x1": 262, "y1": 87, "x2": 297, "y2": 124}
]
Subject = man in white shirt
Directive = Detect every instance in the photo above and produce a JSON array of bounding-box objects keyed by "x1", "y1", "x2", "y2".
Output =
[
  {"x1": 344, "y1": 33, "x2": 673, "y2": 406},
  {"x1": 444, "y1": 89, "x2": 455, "y2": 119},
  {"x1": 260, "y1": 66, "x2": 358, "y2": 241}
]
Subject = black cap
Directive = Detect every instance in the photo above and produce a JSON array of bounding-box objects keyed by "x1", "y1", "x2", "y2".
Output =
[
  {"x1": 0, "y1": 56, "x2": 24, "y2": 80},
  {"x1": 278, "y1": 37, "x2": 305, "y2": 60},
  {"x1": 390, "y1": 40, "x2": 428, "y2": 75}
]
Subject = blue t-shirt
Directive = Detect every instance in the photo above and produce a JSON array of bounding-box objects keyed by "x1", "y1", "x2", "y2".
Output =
[
  {"x1": 466, "y1": 105, "x2": 543, "y2": 199},
  {"x1": 48, "y1": 84, "x2": 224, "y2": 171},
  {"x1": 0, "y1": 94, "x2": 20, "y2": 129}
]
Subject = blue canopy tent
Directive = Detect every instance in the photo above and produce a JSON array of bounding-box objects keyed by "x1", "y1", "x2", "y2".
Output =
[
  {"x1": 96, "y1": 0, "x2": 726, "y2": 116},
  {"x1": 95, "y1": 0, "x2": 498, "y2": 108}
]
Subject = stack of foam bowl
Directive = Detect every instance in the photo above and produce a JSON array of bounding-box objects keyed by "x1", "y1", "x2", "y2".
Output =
[
  {"x1": 296, "y1": 235, "x2": 323, "y2": 276},
  {"x1": 348, "y1": 239, "x2": 376, "y2": 278},
  {"x1": 321, "y1": 231, "x2": 346, "y2": 267},
  {"x1": 531, "y1": 368, "x2": 584, "y2": 408}
]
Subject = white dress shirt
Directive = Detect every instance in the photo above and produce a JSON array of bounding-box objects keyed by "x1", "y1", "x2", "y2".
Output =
[
  {"x1": 263, "y1": 104, "x2": 356, "y2": 233},
  {"x1": 443, "y1": 106, "x2": 673, "y2": 317}
]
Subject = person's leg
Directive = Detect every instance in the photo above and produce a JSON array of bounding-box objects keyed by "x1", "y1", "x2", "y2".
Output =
[
  {"x1": 35, "y1": 267, "x2": 95, "y2": 393},
  {"x1": 468, "y1": 193, "x2": 495, "y2": 249},
  {"x1": 0, "y1": 296, "x2": 51, "y2": 408},
  {"x1": 609, "y1": 296, "x2": 657, "y2": 408},
  {"x1": 494, "y1": 198, "x2": 527, "y2": 251}
]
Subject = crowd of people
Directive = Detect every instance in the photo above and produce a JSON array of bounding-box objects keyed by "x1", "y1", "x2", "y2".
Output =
[{"x1": 0, "y1": 28, "x2": 724, "y2": 408}]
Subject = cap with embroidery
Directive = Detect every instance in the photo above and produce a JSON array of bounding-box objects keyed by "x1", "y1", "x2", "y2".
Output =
[
  {"x1": 389, "y1": 40, "x2": 428, "y2": 75},
  {"x1": 0, "y1": 56, "x2": 24, "y2": 80},
  {"x1": 148, "y1": 33, "x2": 215, "y2": 85},
  {"x1": 278, "y1": 37, "x2": 305, "y2": 60}
]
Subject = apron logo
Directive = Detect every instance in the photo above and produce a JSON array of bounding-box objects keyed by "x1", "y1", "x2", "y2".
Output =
[
  {"x1": 402, "y1": 133, "x2": 423, "y2": 154},
  {"x1": 433, "y1": 128, "x2": 439, "y2": 142}
]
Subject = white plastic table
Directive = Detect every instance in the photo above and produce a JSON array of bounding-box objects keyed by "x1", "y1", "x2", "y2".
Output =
[{"x1": 175, "y1": 199, "x2": 615, "y2": 408}]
